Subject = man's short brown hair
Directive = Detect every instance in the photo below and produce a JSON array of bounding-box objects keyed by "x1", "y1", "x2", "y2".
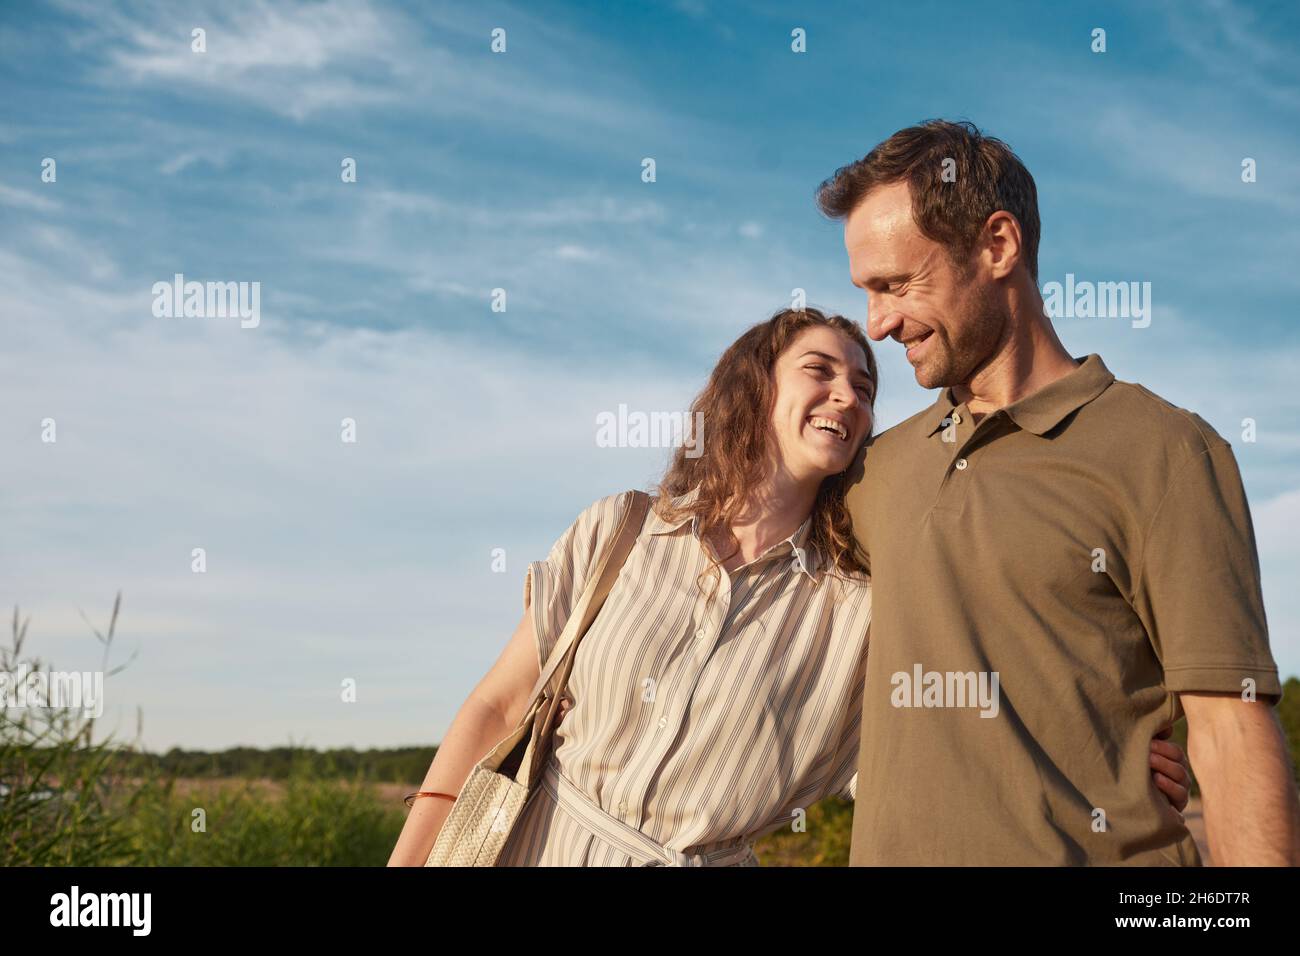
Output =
[{"x1": 816, "y1": 119, "x2": 1041, "y2": 283}]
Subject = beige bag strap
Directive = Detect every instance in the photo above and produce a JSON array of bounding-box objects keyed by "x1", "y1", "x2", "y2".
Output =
[
  {"x1": 519, "y1": 490, "x2": 651, "y2": 788},
  {"x1": 525, "y1": 490, "x2": 651, "y2": 707}
]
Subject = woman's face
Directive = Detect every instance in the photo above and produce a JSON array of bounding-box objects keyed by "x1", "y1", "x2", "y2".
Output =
[{"x1": 769, "y1": 326, "x2": 875, "y2": 482}]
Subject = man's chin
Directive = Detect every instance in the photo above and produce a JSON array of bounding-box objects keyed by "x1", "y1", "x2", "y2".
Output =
[
  {"x1": 912, "y1": 366, "x2": 942, "y2": 390},
  {"x1": 912, "y1": 357, "x2": 956, "y2": 391}
]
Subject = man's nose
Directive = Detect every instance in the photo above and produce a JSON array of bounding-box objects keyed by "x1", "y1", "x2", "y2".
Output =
[{"x1": 866, "y1": 296, "x2": 900, "y2": 342}]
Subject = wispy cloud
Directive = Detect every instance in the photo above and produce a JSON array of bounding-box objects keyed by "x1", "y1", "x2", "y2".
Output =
[
  {"x1": 75, "y1": 0, "x2": 406, "y2": 121},
  {"x1": 57, "y1": 0, "x2": 701, "y2": 145},
  {"x1": 1159, "y1": 0, "x2": 1300, "y2": 112},
  {"x1": 158, "y1": 149, "x2": 233, "y2": 175},
  {"x1": 4, "y1": 0, "x2": 1298, "y2": 749},
  {"x1": 1090, "y1": 104, "x2": 1300, "y2": 210},
  {"x1": 0, "y1": 183, "x2": 60, "y2": 212},
  {"x1": 1, "y1": 242, "x2": 701, "y2": 748}
]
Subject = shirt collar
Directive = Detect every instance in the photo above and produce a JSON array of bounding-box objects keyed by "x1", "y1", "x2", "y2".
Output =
[
  {"x1": 926, "y1": 353, "x2": 1115, "y2": 438},
  {"x1": 645, "y1": 484, "x2": 821, "y2": 582}
]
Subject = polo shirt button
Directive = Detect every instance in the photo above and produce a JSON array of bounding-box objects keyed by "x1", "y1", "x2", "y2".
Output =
[
  {"x1": 951, "y1": 412, "x2": 962, "y2": 425},
  {"x1": 955, "y1": 457, "x2": 969, "y2": 470}
]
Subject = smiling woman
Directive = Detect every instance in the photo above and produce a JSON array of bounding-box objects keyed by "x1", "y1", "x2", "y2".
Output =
[
  {"x1": 391, "y1": 306, "x2": 881, "y2": 867},
  {"x1": 650, "y1": 307, "x2": 878, "y2": 595}
]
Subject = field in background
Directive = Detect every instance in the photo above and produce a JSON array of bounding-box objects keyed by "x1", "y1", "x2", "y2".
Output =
[
  {"x1": 3, "y1": 599, "x2": 1288, "y2": 866},
  {"x1": 34, "y1": 775, "x2": 1203, "y2": 866}
]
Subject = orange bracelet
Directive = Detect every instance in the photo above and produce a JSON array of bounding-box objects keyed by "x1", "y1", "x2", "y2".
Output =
[{"x1": 404, "y1": 790, "x2": 457, "y2": 808}]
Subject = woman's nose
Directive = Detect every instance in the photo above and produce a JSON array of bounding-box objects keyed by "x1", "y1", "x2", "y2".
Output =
[{"x1": 830, "y1": 378, "x2": 857, "y2": 407}]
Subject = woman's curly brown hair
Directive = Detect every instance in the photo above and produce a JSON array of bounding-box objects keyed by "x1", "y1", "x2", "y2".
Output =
[{"x1": 654, "y1": 306, "x2": 877, "y2": 602}]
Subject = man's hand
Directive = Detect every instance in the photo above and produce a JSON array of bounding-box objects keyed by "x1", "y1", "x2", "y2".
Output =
[{"x1": 1181, "y1": 691, "x2": 1300, "y2": 866}]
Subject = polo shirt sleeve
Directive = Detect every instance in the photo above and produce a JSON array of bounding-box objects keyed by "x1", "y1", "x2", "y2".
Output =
[
  {"x1": 1132, "y1": 440, "x2": 1282, "y2": 702},
  {"x1": 523, "y1": 492, "x2": 632, "y2": 674}
]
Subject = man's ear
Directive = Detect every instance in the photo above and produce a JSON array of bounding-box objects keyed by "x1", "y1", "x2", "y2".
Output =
[{"x1": 983, "y1": 211, "x2": 1023, "y2": 280}]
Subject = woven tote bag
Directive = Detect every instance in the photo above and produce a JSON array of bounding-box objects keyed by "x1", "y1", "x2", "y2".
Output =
[{"x1": 425, "y1": 490, "x2": 651, "y2": 866}]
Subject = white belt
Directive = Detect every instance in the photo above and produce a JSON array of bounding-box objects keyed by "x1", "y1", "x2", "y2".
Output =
[{"x1": 541, "y1": 756, "x2": 757, "y2": 867}]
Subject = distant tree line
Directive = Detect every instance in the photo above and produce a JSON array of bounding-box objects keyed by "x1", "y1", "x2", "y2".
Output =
[
  {"x1": 76, "y1": 676, "x2": 1300, "y2": 790},
  {"x1": 102, "y1": 745, "x2": 440, "y2": 783}
]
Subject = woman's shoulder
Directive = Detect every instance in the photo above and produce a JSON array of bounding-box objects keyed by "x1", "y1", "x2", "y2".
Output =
[
  {"x1": 563, "y1": 490, "x2": 643, "y2": 548},
  {"x1": 540, "y1": 491, "x2": 644, "y2": 578},
  {"x1": 577, "y1": 489, "x2": 640, "y2": 526}
]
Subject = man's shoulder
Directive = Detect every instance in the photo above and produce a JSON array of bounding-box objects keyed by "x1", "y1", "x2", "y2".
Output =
[
  {"x1": 845, "y1": 402, "x2": 940, "y2": 504},
  {"x1": 865, "y1": 401, "x2": 943, "y2": 450},
  {"x1": 1096, "y1": 377, "x2": 1231, "y2": 458}
]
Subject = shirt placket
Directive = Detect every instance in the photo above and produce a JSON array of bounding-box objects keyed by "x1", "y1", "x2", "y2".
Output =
[
  {"x1": 930, "y1": 405, "x2": 1007, "y2": 516},
  {"x1": 618, "y1": 538, "x2": 792, "y2": 831}
]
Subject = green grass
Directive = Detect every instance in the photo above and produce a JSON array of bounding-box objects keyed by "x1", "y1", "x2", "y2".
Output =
[
  {"x1": 0, "y1": 597, "x2": 403, "y2": 867},
  {"x1": 116, "y1": 774, "x2": 407, "y2": 866}
]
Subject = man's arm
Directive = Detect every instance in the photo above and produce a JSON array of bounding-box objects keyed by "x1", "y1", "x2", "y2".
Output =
[{"x1": 1181, "y1": 691, "x2": 1300, "y2": 865}]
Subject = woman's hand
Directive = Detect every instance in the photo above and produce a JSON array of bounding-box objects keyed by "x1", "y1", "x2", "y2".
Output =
[{"x1": 1150, "y1": 726, "x2": 1191, "y2": 821}]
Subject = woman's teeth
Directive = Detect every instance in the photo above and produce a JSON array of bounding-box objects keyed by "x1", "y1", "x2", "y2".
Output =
[{"x1": 808, "y1": 416, "x2": 848, "y2": 441}]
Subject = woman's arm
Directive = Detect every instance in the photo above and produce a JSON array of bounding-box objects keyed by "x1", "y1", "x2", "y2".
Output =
[
  {"x1": 386, "y1": 605, "x2": 544, "y2": 866},
  {"x1": 1150, "y1": 727, "x2": 1191, "y2": 817}
]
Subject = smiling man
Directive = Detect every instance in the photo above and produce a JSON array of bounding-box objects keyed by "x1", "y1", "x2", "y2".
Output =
[{"x1": 818, "y1": 120, "x2": 1300, "y2": 865}]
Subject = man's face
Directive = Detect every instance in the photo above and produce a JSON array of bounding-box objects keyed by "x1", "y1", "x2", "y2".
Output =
[{"x1": 844, "y1": 181, "x2": 1005, "y2": 389}]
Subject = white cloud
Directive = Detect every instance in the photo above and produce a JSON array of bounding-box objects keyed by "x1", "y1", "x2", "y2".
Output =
[
  {"x1": 159, "y1": 150, "x2": 231, "y2": 175},
  {"x1": 28, "y1": 225, "x2": 120, "y2": 281},
  {"x1": 1159, "y1": 0, "x2": 1300, "y2": 112},
  {"x1": 9, "y1": 0, "x2": 1298, "y2": 747},
  {"x1": 0, "y1": 244, "x2": 698, "y2": 749},
  {"x1": 1090, "y1": 104, "x2": 1299, "y2": 210},
  {"x1": 0, "y1": 183, "x2": 61, "y2": 212},
  {"x1": 553, "y1": 244, "x2": 599, "y2": 261},
  {"x1": 96, "y1": 0, "x2": 403, "y2": 121},
  {"x1": 60, "y1": 0, "x2": 701, "y2": 143}
]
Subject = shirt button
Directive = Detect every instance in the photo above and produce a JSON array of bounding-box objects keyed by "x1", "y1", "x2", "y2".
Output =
[
  {"x1": 618, "y1": 802, "x2": 626, "y2": 814},
  {"x1": 955, "y1": 458, "x2": 969, "y2": 470},
  {"x1": 657, "y1": 715, "x2": 668, "y2": 729},
  {"x1": 950, "y1": 412, "x2": 962, "y2": 425},
  {"x1": 695, "y1": 627, "x2": 706, "y2": 640}
]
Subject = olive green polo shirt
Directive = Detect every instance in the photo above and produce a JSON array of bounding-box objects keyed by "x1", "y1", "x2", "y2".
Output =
[{"x1": 845, "y1": 353, "x2": 1281, "y2": 865}]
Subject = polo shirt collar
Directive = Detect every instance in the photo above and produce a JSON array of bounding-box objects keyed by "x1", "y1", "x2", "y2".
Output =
[
  {"x1": 645, "y1": 484, "x2": 820, "y2": 581},
  {"x1": 927, "y1": 353, "x2": 1115, "y2": 437}
]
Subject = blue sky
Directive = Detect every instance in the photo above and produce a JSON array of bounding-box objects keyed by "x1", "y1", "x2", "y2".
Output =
[{"x1": 2, "y1": 0, "x2": 1298, "y2": 750}]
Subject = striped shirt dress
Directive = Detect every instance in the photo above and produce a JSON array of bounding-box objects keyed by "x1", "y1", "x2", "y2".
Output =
[{"x1": 495, "y1": 487, "x2": 873, "y2": 866}]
